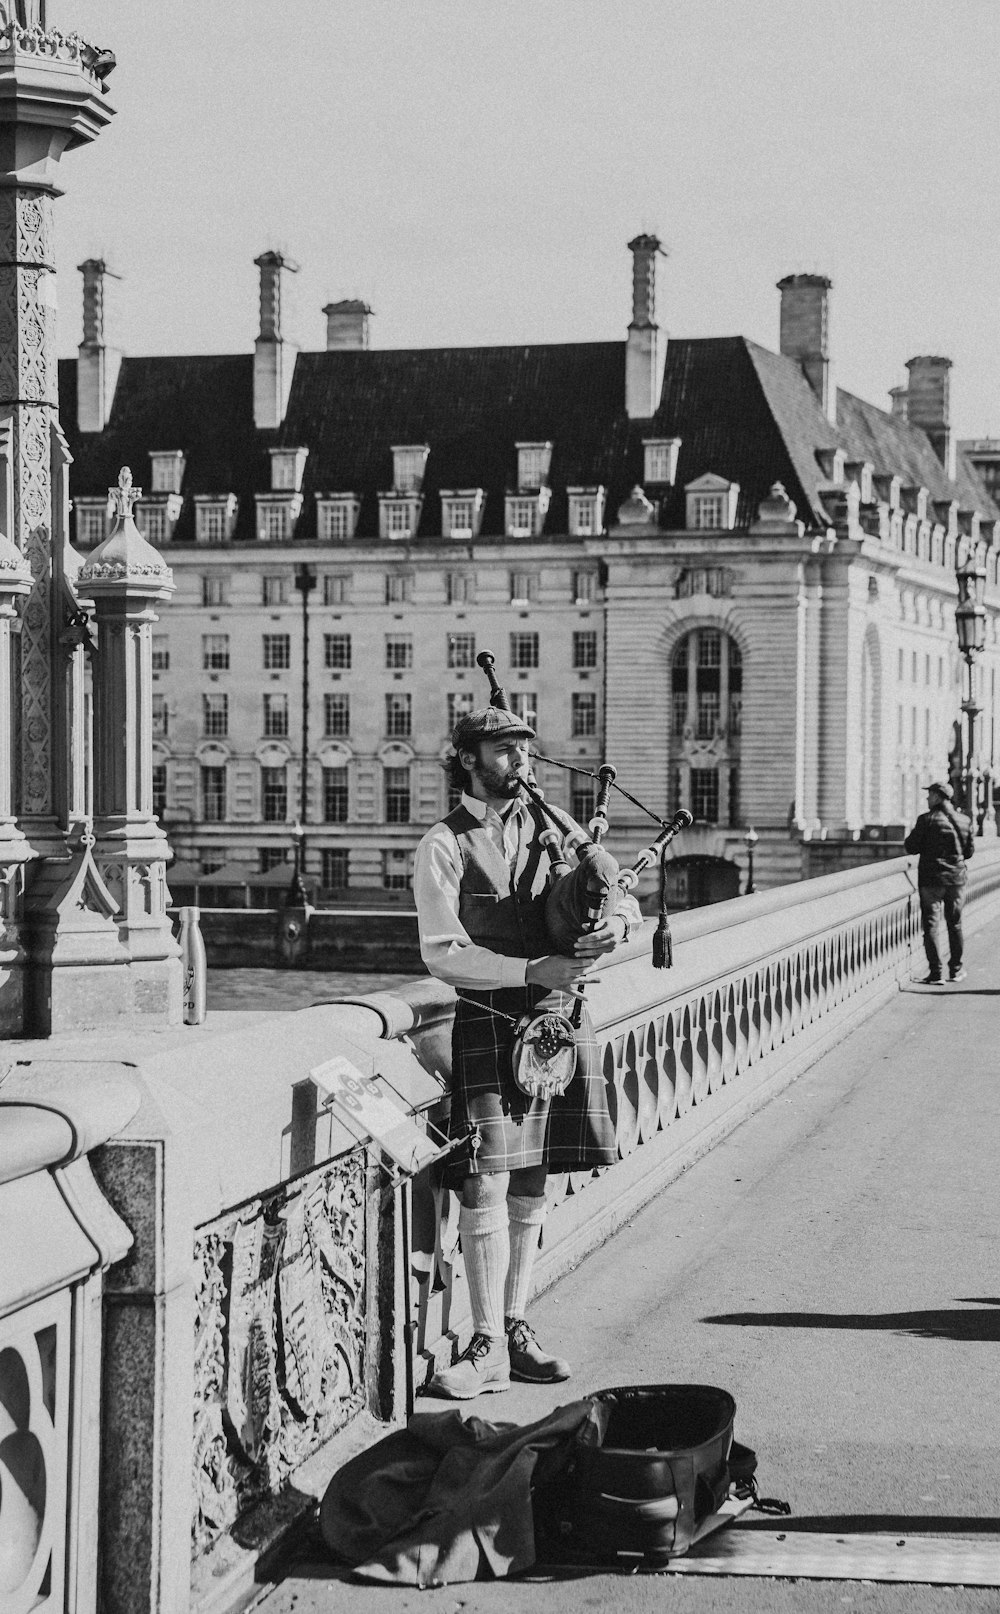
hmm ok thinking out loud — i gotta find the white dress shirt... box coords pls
[413,791,640,992]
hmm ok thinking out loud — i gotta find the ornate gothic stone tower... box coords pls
[0,11,181,1031]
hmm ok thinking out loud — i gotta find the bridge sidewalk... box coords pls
[252,913,1000,1614]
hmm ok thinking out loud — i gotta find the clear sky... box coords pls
[51,0,1000,439]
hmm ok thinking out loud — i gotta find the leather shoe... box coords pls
[948,966,967,982]
[427,1332,510,1400]
[920,974,943,985]
[506,1317,571,1383]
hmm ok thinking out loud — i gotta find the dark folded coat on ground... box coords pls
[318,1400,608,1587]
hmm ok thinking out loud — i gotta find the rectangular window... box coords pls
[697,629,722,667]
[261,504,290,543]
[729,690,743,735]
[202,575,227,607]
[509,690,536,727]
[324,692,350,737]
[197,505,229,545]
[323,573,350,606]
[690,766,720,822]
[385,633,413,670]
[202,633,230,670]
[517,443,551,488]
[263,692,289,737]
[76,506,106,547]
[385,572,413,605]
[151,454,184,494]
[508,502,538,539]
[569,497,596,537]
[571,691,598,737]
[152,763,167,819]
[202,692,228,737]
[672,690,688,737]
[447,690,475,730]
[444,498,475,536]
[322,766,349,823]
[151,635,170,671]
[324,633,351,670]
[152,693,169,738]
[139,505,167,545]
[262,574,288,606]
[382,849,413,890]
[573,570,596,603]
[571,781,596,824]
[644,442,678,483]
[263,633,291,670]
[447,632,476,669]
[322,847,349,889]
[262,766,288,822]
[696,689,720,739]
[392,446,428,493]
[573,630,598,669]
[692,495,725,530]
[201,765,226,822]
[385,501,417,539]
[385,765,411,824]
[318,502,356,542]
[259,846,287,872]
[386,692,412,738]
[510,631,539,669]
[446,572,474,605]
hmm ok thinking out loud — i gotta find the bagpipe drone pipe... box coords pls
[474,651,691,1098]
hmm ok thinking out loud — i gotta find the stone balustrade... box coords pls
[56,846,1000,1614]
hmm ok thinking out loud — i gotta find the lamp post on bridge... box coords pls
[743,825,758,895]
[955,548,987,834]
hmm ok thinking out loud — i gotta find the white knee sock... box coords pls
[458,1202,509,1339]
[504,1193,548,1321]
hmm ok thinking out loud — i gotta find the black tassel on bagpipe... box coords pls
[652,843,673,970]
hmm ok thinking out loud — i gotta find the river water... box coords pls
[207,967,420,1013]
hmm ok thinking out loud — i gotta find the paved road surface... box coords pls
[252,932,1000,1613]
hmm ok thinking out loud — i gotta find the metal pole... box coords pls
[287,564,316,904]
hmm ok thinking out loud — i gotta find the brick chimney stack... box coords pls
[889,384,909,422]
[77,257,122,433]
[253,250,299,429]
[777,273,835,423]
[322,298,372,351]
[625,234,667,419]
[905,355,955,478]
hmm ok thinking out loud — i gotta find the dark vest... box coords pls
[443,801,551,961]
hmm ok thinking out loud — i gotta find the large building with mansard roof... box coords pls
[57,239,1000,902]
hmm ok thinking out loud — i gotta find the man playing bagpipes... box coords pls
[414,705,642,1399]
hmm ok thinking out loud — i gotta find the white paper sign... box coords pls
[310,1055,439,1176]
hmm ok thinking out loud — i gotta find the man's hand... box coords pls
[526,954,596,991]
[574,917,624,959]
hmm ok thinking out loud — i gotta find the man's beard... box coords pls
[473,760,524,800]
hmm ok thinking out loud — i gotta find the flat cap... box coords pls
[924,780,954,800]
[451,705,535,752]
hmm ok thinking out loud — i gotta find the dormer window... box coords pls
[874,474,902,511]
[316,494,360,542]
[195,495,238,545]
[149,450,185,494]
[379,493,422,541]
[269,447,308,492]
[846,460,874,504]
[643,438,681,486]
[505,490,550,538]
[256,488,304,542]
[567,487,605,538]
[73,497,110,548]
[816,448,846,483]
[392,445,429,493]
[516,442,552,490]
[684,474,739,531]
[441,488,485,540]
[136,496,183,546]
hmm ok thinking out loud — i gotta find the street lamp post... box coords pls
[955,548,987,833]
[287,563,317,904]
[743,825,759,895]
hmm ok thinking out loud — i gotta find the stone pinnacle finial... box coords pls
[110,465,141,524]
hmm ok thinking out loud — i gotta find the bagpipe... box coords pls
[474,651,691,1099]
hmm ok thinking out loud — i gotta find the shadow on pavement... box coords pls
[738,1513,1000,1536]
[702,1298,1000,1341]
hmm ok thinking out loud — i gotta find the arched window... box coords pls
[669,628,742,825]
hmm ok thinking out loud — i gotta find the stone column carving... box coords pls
[0,420,32,1032]
[76,467,181,1023]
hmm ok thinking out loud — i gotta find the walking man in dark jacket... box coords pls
[904,781,974,984]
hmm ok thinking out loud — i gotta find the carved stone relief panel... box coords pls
[192,1150,367,1554]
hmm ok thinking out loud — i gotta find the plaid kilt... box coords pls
[442,985,616,1189]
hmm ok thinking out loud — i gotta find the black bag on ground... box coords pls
[533,1383,751,1563]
